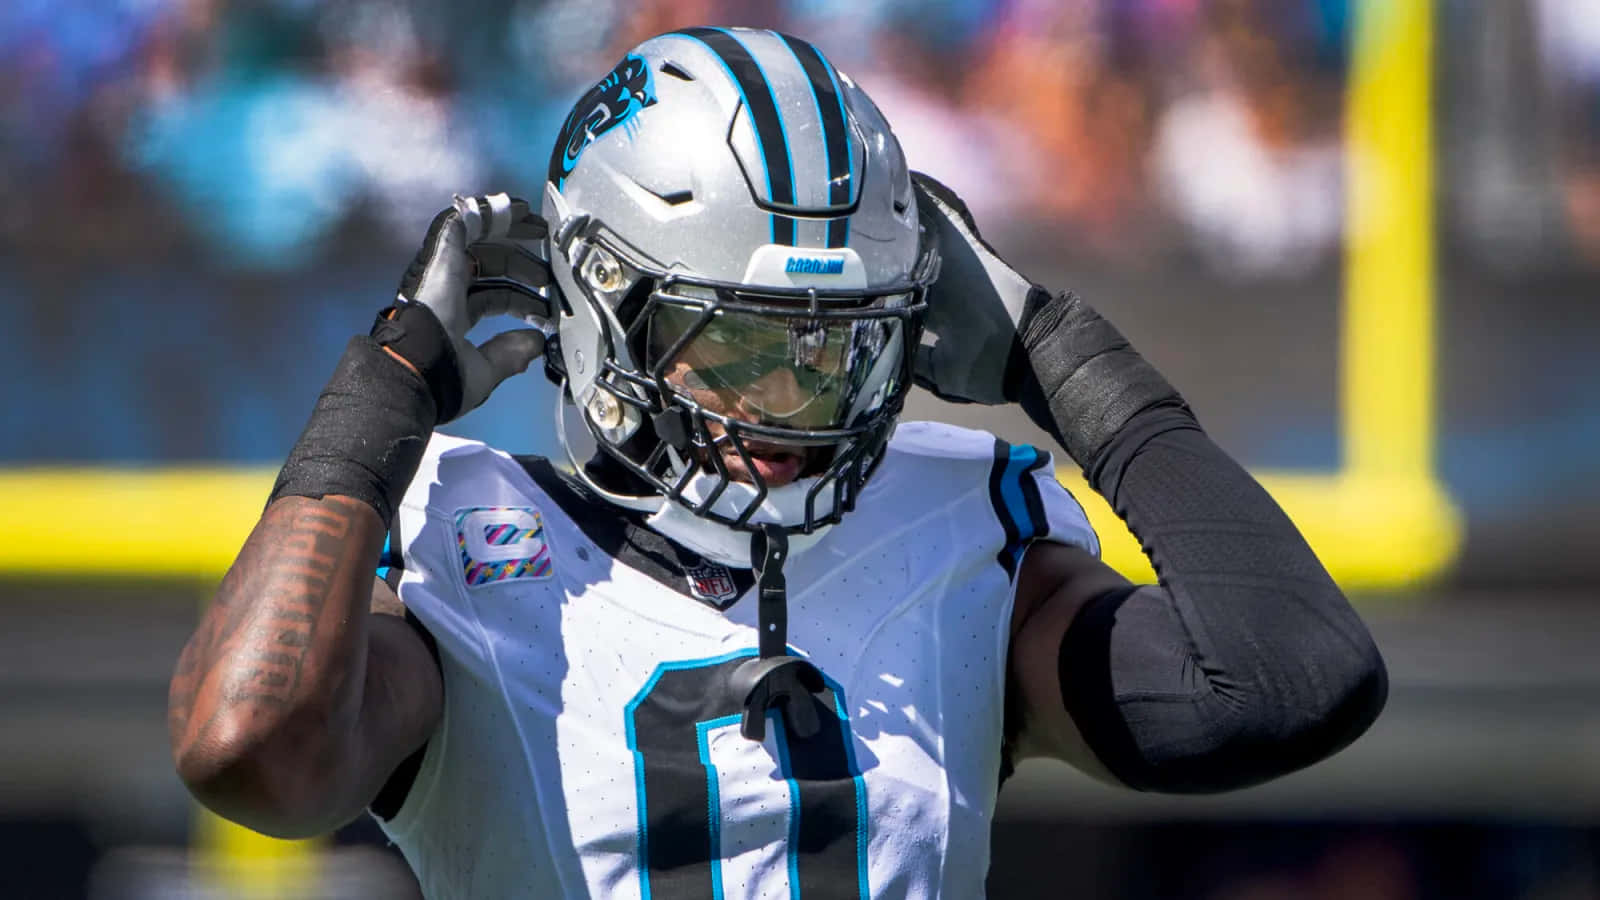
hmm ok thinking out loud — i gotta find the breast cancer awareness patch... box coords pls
[455,506,554,587]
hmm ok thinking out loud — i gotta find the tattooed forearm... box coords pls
[170,495,382,768]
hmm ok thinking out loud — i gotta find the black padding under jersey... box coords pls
[516,456,756,606]
[369,608,440,821]
[1056,422,1388,793]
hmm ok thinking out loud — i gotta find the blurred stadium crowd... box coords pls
[3,0,1595,277]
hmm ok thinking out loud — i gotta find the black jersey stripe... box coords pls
[676,27,797,245]
[779,34,854,247]
[1019,450,1050,547]
[988,438,1048,578]
[988,440,1023,578]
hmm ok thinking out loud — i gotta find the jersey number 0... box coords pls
[625,650,869,898]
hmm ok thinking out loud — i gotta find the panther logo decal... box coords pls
[549,53,658,190]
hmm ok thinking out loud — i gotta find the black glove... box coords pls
[378,192,554,422]
[910,171,1043,405]
[911,172,1184,469]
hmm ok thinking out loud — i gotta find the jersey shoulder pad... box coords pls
[398,432,527,516]
[886,420,1010,463]
[882,420,1099,558]
[388,437,560,632]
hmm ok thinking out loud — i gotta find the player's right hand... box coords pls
[382,193,554,422]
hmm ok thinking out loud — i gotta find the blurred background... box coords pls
[1,0,1597,896]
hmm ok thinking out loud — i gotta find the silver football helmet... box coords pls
[542,27,938,563]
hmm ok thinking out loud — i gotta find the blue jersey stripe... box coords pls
[375,531,393,580]
[988,440,1047,576]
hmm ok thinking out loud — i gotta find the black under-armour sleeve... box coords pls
[1057,417,1388,793]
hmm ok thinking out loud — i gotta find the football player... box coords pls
[168,28,1386,898]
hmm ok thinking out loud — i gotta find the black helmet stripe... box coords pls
[675,27,798,245]
[778,34,854,248]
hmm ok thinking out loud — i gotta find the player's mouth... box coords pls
[719,444,807,487]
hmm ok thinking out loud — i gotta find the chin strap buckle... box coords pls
[732,525,825,741]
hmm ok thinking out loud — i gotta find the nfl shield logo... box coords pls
[685,562,739,609]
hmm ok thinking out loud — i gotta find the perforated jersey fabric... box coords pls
[373,421,1096,899]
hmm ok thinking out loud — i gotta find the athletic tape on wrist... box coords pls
[370,301,463,422]
[267,336,437,527]
[1015,290,1188,469]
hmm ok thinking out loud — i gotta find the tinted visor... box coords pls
[645,299,908,431]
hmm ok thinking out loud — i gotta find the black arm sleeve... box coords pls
[1057,418,1388,793]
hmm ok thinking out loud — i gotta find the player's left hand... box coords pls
[910,172,1044,406]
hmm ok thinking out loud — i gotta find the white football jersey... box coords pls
[375,421,1097,899]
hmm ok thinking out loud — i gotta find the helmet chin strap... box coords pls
[642,469,834,743]
[561,389,837,741]
[644,469,835,567]
[728,524,827,742]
